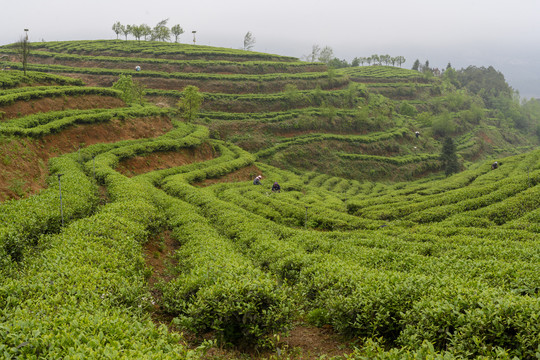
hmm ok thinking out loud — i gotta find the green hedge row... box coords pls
[13,49,324,74]
[0,106,169,137]
[85,129,290,347]
[156,162,540,358]
[0,124,213,356]
[338,152,440,165]
[153,189,293,346]
[28,40,299,61]
[0,154,98,269]
[216,185,381,230]
[0,70,84,88]
[256,127,409,159]
[0,85,121,106]
[5,61,337,82]
[346,151,539,219]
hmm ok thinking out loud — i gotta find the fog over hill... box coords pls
[2,0,539,98]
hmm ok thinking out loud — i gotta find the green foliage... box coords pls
[0,85,121,106]
[432,111,456,137]
[456,65,512,108]
[0,106,168,137]
[0,70,83,89]
[111,74,145,104]
[177,85,204,121]
[3,38,540,359]
[345,65,423,80]
[399,102,417,116]
[417,111,433,127]
[440,137,459,176]
[284,83,302,105]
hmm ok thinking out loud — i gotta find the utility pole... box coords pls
[192,30,197,45]
[57,174,64,227]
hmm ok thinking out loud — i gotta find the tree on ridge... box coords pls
[171,25,184,43]
[243,31,256,51]
[112,21,123,39]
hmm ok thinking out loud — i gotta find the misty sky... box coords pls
[2,0,540,98]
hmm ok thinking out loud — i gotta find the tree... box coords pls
[412,59,421,71]
[131,25,144,43]
[152,19,171,42]
[318,46,334,64]
[307,44,320,62]
[112,74,145,105]
[351,57,360,67]
[121,25,131,41]
[440,136,459,176]
[15,35,30,76]
[112,21,123,39]
[284,84,302,105]
[327,58,349,69]
[243,31,256,51]
[140,24,152,41]
[395,56,406,67]
[171,24,184,43]
[177,85,204,121]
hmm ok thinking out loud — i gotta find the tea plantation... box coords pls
[0,40,539,359]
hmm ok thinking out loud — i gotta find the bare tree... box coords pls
[307,44,320,62]
[243,31,256,51]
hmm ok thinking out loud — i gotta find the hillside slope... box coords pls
[3,40,537,185]
[1,40,539,359]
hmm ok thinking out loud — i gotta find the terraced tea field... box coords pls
[0,40,539,359]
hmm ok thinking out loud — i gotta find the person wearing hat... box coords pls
[491,161,498,170]
[253,175,262,185]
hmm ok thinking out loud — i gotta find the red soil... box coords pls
[0,115,173,201]
[116,143,217,177]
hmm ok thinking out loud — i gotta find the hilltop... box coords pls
[0,40,539,359]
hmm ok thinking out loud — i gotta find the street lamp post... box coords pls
[24,28,29,40]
